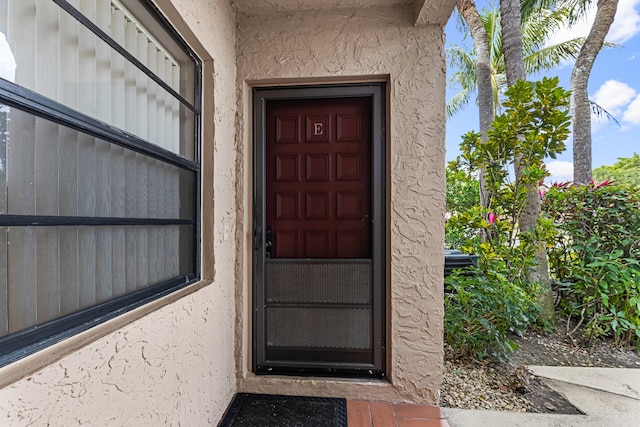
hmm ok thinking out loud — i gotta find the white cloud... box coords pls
[608,0,640,43]
[546,160,574,182]
[548,0,640,47]
[590,80,640,130]
[622,94,640,124]
[592,80,637,116]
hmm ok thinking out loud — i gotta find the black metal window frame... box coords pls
[0,0,202,367]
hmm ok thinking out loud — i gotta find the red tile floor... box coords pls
[347,400,450,427]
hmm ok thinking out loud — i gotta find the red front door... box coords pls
[254,85,385,377]
[265,97,372,259]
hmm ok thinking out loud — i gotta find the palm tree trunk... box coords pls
[457,0,493,210]
[500,0,526,84]
[572,0,619,184]
[500,0,555,324]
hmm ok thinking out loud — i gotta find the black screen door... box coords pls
[253,84,385,377]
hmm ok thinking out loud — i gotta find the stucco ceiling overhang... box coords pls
[230,0,456,26]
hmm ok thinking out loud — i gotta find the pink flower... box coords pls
[488,212,497,224]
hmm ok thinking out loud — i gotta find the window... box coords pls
[0,0,201,366]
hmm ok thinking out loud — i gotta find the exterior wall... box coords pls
[235,6,447,404]
[0,1,238,425]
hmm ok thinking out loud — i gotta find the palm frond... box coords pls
[561,0,594,26]
[590,100,620,126]
[452,8,471,39]
[524,38,584,72]
[447,88,474,118]
[482,9,503,69]
[520,0,565,22]
[446,0,599,119]
[447,45,476,72]
[448,67,477,93]
[491,73,507,114]
[521,7,572,53]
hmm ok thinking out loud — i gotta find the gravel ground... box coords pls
[440,321,640,414]
[440,358,537,412]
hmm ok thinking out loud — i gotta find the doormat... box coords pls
[218,393,347,427]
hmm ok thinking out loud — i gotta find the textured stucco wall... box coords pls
[0,0,239,425]
[235,5,446,404]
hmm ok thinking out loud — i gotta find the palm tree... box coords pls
[448,2,582,308]
[571,0,619,183]
[456,0,493,134]
[520,0,621,183]
[447,5,584,117]
[501,0,527,84]
[455,0,494,210]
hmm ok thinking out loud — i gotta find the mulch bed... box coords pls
[440,319,640,414]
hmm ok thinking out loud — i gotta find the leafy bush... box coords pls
[445,265,541,360]
[445,165,480,249]
[593,153,640,189]
[544,182,640,346]
[444,78,570,360]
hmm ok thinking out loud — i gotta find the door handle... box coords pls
[265,225,273,258]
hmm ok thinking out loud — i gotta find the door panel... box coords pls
[265,259,372,358]
[266,98,371,259]
[254,85,385,377]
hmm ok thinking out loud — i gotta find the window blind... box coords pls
[2,0,191,157]
[0,0,198,343]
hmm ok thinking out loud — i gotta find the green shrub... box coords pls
[544,182,640,346]
[445,264,541,360]
[443,78,570,360]
[593,153,640,189]
[445,166,480,250]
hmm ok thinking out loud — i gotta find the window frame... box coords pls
[0,0,202,368]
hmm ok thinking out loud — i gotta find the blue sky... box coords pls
[445,0,640,182]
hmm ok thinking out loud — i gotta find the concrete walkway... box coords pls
[444,366,640,427]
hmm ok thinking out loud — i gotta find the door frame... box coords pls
[252,83,386,376]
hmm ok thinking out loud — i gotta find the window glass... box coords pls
[0,105,194,219]
[0,0,199,356]
[0,223,193,335]
[0,0,196,159]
